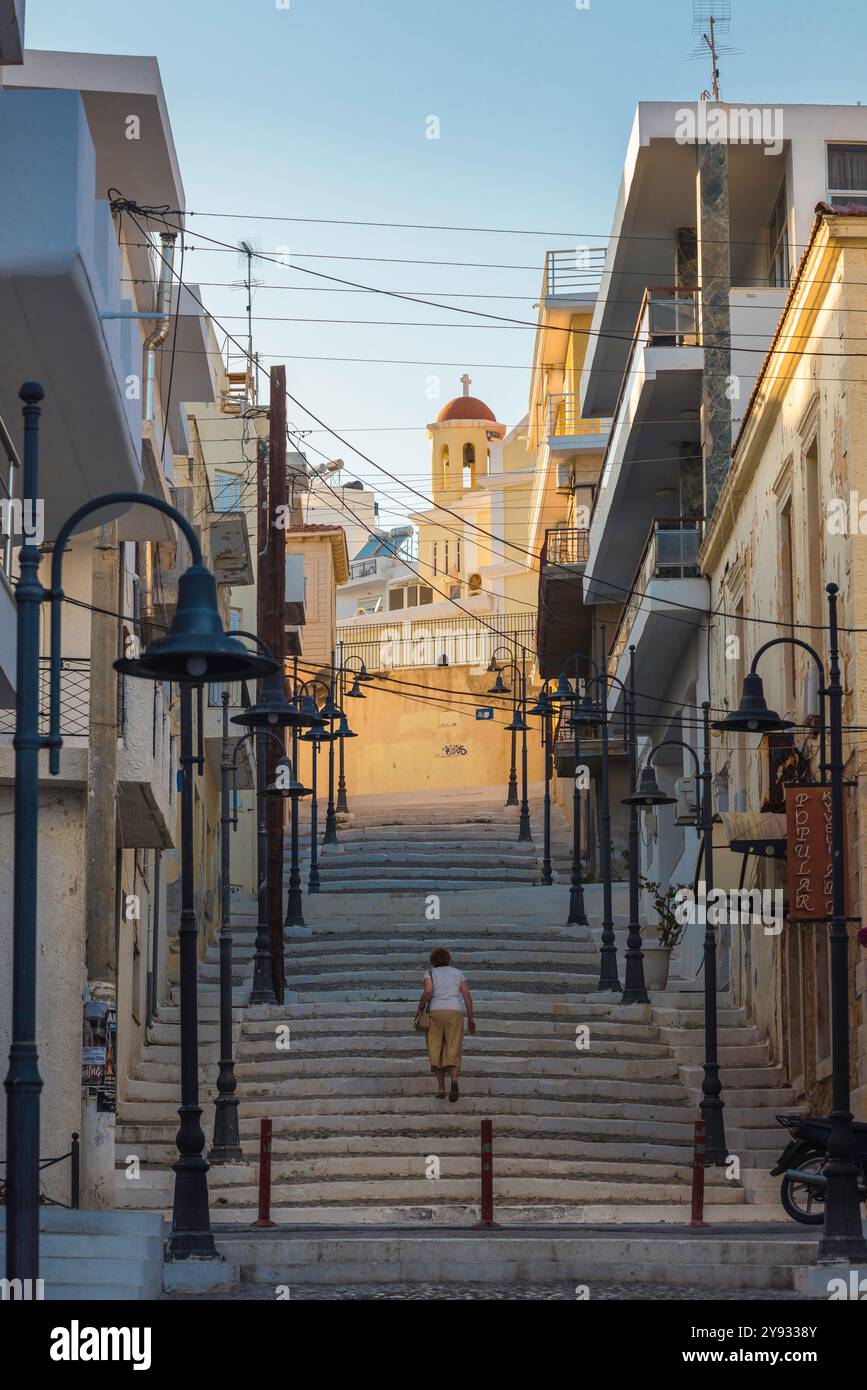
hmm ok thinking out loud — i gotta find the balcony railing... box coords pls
[0,657,92,737]
[607,516,704,676]
[545,395,611,440]
[207,680,252,709]
[542,528,591,567]
[349,558,377,579]
[338,612,536,673]
[544,248,601,299]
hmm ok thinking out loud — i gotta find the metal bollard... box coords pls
[474,1118,500,1228]
[690,1119,708,1228]
[252,1117,277,1229]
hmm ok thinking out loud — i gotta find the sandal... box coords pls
[435,1090,446,1100]
[448,1080,459,1103]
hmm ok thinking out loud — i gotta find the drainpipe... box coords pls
[143,232,177,424]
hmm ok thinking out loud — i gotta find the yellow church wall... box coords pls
[295,665,545,798]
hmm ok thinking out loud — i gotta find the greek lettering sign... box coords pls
[785,785,837,921]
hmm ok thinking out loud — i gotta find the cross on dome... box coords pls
[460,373,471,396]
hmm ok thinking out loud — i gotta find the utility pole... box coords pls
[265,366,288,999]
[81,522,120,1208]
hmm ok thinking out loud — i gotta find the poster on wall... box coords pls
[82,1001,117,1113]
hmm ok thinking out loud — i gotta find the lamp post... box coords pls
[230,637,303,1003]
[0,382,276,1277]
[713,584,867,1261]
[593,628,621,993]
[551,662,600,930]
[624,706,726,1163]
[487,647,521,808]
[528,684,554,885]
[285,656,305,928]
[620,647,648,1005]
[209,692,243,1165]
[335,646,370,814]
[298,679,330,894]
[322,656,343,845]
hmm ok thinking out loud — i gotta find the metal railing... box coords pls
[0,408,21,586]
[207,679,252,709]
[607,516,704,676]
[543,527,591,567]
[338,611,536,673]
[349,558,377,579]
[544,395,611,440]
[645,286,699,347]
[544,248,601,298]
[0,657,91,737]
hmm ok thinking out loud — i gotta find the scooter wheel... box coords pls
[780,1152,826,1225]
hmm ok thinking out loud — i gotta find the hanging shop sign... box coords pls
[785,785,841,921]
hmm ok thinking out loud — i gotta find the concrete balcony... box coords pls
[606,517,709,732]
[536,528,593,679]
[0,89,144,540]
[583,288,703,606]
[542,396,611,453]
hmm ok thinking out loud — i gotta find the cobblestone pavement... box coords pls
[169,1281,807,1300]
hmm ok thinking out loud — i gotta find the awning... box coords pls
[719,810,787,859]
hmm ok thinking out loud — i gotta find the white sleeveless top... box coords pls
[425,965,466,1013]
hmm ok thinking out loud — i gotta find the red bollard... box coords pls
[252,1117,277,1229]
[690,1119,709,1228]
[474,1118,500,1228]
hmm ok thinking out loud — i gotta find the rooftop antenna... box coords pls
[689,2,739,102]
[231,238,264,404]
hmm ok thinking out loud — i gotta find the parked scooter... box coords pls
[771,1113,867,1224]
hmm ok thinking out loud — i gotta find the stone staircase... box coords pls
[115,881,793,1226]
[292,786,540,892]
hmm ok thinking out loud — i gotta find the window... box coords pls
[441,446,450,488]
[767,185,790,287]
[388,587,405,611]
[444,542,449,575]
[419,585,433,606]
[455,540,462,574]
[432,542,438,577]
[828,144,867,207]
[779,497,796,711]
[462,443,475,489]
[213,470,241,511]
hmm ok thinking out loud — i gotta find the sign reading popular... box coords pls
[785,785,836,921]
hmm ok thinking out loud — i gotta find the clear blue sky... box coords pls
[24,0,867,528]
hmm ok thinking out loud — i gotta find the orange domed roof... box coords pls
[436,395,497,424]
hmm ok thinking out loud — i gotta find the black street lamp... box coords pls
[335,644,370,814]
[2,385,276,1278]
[713,584,867,1261]
[488,646,520,807]
[550,660,602,930]
[209,691,244,1166]
[590,629,623,993]
[527,684,554,885]
[299,679,331,894]
[617,647,649,1006]
[321,658,343,845]
[624,703,727,1164]
[230,637,304,1003]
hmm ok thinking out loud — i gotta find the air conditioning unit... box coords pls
[674,776,699,825]
[556,463,574,494]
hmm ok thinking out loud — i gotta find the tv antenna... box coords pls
[689,3,741,102]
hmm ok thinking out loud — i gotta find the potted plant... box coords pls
[639,877,688,990]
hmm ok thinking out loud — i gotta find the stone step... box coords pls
[231,1055,681,1082]
[238,1035,670,1059]
[209,1230,814,1285]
